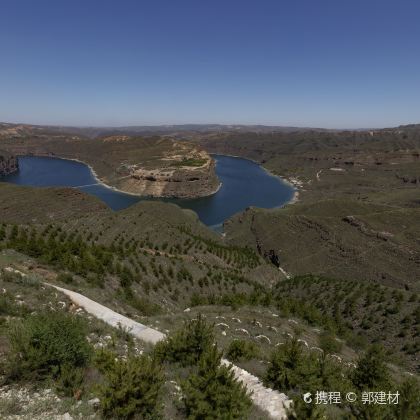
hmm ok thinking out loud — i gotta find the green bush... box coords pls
[318,332,342,354]
[56,272,74,284]
[125,291,161,316]
[99,353,164,420]
[264,338,347,394]
[0,294,22,316]
[94,348,118,374]
[154,314,214,366]
[264,338,311,390]
[55,363,85,397]
[286,397,326,420]
[226,339,259,362]
[6,311,91,382]
[351,345,390,390]
[394,377,420,419]
[181,345,252,419]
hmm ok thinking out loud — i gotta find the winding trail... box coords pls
[45,283,291,419]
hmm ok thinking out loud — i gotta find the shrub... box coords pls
[56,272,74,284]
[287,397,326,420]
[154,314,214,366]
[6,311,91,382]
[126,294,161,316]
[55,363,85,397]
[226,339,259,362]
[394,377,420,419]
[0,294,22,316]
[351,345,390,390]
[264,338,346,394]
[264,338,310,391]
[181,346,252,419]
[99,353,164,419]
[94,348,118,374]
[318,332,342,354]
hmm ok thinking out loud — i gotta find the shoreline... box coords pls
[17,154,223,200]
[210,153,299,206]
[11,153,296,205]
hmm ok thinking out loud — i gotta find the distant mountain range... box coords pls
[0,122,336,139]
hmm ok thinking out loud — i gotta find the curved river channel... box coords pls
[2,155,295,228]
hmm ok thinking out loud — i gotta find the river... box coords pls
[2,155,295,228]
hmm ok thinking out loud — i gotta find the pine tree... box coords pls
[351,345,390,390]
[181,345,252,420]
[100,354,164,419]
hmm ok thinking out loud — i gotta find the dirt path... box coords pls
[45,283,292,419]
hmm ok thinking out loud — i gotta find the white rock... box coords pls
[255,335,271,344]
[235,328,250,336]
[330,354,342,362]
[88,397,100,408]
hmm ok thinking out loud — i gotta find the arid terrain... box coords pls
[0,123,418,419]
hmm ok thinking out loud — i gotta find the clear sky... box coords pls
[1,0,419,128]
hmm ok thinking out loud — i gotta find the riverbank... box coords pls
[4,154,295,227]
[19,154,223,200]
[210,153,299,207]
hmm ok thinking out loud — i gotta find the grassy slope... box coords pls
[224,199,420,290]
[0,183,278,316]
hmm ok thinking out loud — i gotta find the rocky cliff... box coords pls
[0,153,18,177]
[110,148,220,198]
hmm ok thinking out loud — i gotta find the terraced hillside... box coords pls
[190,127,420,287]
[0,183,279,316]
[224,199,420,291]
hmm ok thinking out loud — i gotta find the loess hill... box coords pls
[193,127,420,290]
[0,123,418,419]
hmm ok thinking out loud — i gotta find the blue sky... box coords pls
[1,0,419,128]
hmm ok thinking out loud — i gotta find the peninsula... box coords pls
[0,124,220,198]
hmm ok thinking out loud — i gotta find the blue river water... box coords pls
[2,155,295,228]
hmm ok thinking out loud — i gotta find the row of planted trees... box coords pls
[3,307,418,419]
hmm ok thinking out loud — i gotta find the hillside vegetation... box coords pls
[0,124,419,418]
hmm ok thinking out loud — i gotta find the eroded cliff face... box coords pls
[0,154,18,177]
[110,148,220,198]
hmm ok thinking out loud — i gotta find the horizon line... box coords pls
[2,119,417,131]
